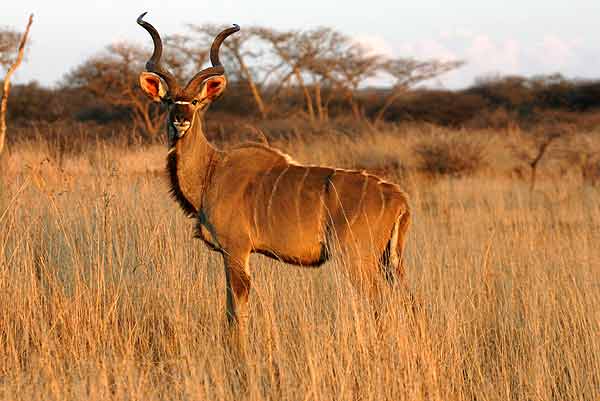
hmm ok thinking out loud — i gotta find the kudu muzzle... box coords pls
[170,102,195,138]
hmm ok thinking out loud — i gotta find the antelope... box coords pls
[136,13,411,348]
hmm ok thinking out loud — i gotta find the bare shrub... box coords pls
[414,132,488,176]
[508,123,572,191]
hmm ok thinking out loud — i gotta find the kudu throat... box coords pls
[167,119,218,216]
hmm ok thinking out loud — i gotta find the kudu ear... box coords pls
[139,72,168,102]
[203,75,227,101]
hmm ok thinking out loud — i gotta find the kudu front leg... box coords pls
[222,251,251,354]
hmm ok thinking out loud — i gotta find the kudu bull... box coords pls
[136,13,411,349]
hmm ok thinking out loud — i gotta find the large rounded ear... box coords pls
[203,75,227,101]
[139,72,167,102]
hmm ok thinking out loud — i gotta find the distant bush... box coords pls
[7,74,600,134]
[465,108,518,129]
[414,133,488,176]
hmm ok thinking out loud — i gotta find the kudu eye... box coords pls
[191,99,199,106]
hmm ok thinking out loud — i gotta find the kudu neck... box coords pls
[168,114,218,215]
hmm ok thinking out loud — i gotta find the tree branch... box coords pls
[0,13,33,157]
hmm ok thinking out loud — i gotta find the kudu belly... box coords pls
[247,164,401,266]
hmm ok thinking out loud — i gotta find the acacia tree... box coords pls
[177,24,273,119]
[283,27,351,122]
[373,58,464,123]
[253,27,461,123]
[163,33,210,82]
[173,25,366,122]
[0,14,33,157]
[283,27,376,122]
[67,43,169,139]
[254,27,324,121]
[171,23,463,124]
[308,38,382,120]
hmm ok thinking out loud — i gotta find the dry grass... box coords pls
[1,128,599,401]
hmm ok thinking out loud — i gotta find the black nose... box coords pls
[172,104,193,122]
[172,112,188,123]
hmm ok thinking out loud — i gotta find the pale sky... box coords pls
[3,0,600,89]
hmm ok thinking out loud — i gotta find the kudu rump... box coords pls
[137,13,411,347]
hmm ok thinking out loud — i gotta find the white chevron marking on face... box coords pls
[175,101,191,105]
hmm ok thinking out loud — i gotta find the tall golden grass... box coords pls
[1,128,599,400]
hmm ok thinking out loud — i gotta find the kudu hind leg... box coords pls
[394,209,411,285]
[222,252,251,353]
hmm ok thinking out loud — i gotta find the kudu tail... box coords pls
[380,207,411,286]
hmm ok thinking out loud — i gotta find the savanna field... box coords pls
[1,125,599,400]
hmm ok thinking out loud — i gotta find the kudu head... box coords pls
[137,12,239,145]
